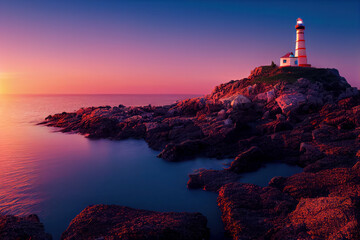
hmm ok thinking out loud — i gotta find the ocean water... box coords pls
[0,94,302,239]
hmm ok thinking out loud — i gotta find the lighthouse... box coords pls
[280,18,311,67]
[295,18,310,67]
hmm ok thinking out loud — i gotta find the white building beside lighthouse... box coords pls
[280,18,311,67]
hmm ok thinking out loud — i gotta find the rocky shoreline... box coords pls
[30,65,360,239]
[61,205,209,240]
[0,206,209,240]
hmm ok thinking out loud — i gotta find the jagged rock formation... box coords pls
[61,205,209,240]
[217,183,297,240]
[41,66,357,163]
[41,65,360,239]
[0,214,52,240]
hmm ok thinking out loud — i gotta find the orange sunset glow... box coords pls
[0,1,358,95]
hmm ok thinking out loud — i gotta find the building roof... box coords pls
[281,52,295,58]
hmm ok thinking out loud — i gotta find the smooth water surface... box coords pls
[0,94,302,239]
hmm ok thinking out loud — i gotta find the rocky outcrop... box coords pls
[0,214,51,240]
[267,163,360,239]
[270,164,360,200]
[275,92,307,114]
[41,65,360,240]
[187,169,239,192]
[41,66,355,164]
[287,197,359,239]
[217,183,297,240]
[229,94,252,110]
[61,205,209,240]
[217,163,360,240]
[229,146,264,173]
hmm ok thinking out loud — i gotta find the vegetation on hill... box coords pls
[256,66,349,92]
[210,65,350,100]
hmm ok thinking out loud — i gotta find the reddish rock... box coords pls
[287,197,360,239]
[230,95,252,110]
[230,146,264,173]
[219,178,360,240]
[275,92,307,114]
[256,120,293,134]
[40,66,360,240]
[157,140,207,162]
[41,66,357,164]
[217,183,297,240]
[187,169,239,192]
[61,205,209,240]
[0,214,51,240]
[298,142,324,166]
[274,167,360,200]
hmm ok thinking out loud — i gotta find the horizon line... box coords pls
[0,93,204,96]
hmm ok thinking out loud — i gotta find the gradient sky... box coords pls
[0,0,359,94]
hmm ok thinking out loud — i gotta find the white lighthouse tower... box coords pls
[295,18,311,67]
[280,18,311,67]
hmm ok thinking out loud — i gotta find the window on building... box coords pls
[283,59,287,63]
[295,60,298,65]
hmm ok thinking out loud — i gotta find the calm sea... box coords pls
[0,94,301,239]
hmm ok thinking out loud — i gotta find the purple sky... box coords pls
[0,0,359,94]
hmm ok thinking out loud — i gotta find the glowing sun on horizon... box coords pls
[0,72,10,95]
[0,73,4,94]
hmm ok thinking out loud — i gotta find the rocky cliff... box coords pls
[40,65,360,239]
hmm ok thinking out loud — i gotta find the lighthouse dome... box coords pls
[295,17,305,29]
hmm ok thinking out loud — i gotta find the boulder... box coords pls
[61,205,209,240]
[255,89,276,103]
[230,95,252,110]
[275,92,307,114]
[0,214,51,240]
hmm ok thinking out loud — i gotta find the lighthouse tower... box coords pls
[295,18,311,67]
[280,18,311,67]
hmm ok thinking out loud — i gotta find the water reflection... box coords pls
[0,94,302,240]
[1,94,231,239]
